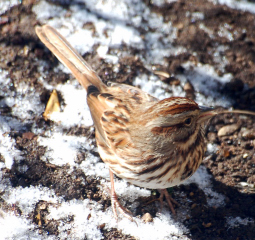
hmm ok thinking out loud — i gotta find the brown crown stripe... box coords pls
[159,96,197,104]
[158,103,199,116]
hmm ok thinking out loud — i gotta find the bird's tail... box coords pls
[35,25,105,91]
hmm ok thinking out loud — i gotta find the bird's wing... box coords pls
[87,90,135,151]
[108,82,158,104]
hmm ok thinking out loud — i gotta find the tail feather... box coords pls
[35,25,105,91]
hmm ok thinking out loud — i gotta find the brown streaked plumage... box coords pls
[35,24,216,222]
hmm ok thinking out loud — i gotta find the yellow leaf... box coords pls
[43,89,60,120]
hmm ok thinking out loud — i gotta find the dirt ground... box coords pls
[0,0,255,239]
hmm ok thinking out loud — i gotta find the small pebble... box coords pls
[239,182,254,188]
[217,124,240,137]
[184,80,195,99]
[191,203,197,209]
[22,132,36,140]
[141,213,153,223]
[242,129,255,140]
[203,222,212,228]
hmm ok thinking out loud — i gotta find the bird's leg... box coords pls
[159,189,179,215]
[141,189,179,215]
[109,170,135,223]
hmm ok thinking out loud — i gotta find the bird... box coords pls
[35,24,216,222]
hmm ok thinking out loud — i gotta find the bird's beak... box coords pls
[198,106,217,123]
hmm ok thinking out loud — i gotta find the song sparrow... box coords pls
[35,25,216,222]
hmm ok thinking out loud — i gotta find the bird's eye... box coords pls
[184,117,192,125]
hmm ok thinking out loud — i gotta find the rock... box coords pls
[141,213,153,223]
[207,132,217,143]
[217,124,240,137]
[184,80,195,99]
[242,129,255,140]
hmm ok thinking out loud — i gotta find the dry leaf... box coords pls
[43,89,60,120]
